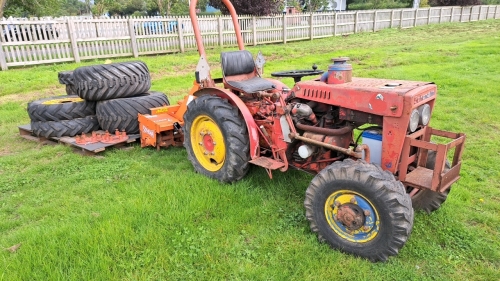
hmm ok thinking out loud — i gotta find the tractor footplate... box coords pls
[249,157,285,170]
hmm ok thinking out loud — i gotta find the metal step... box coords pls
[249,157,285,170]
[405,166,434,190]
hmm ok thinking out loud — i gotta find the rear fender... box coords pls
[193,87,260,159]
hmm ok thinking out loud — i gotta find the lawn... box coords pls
[1,20,500,280]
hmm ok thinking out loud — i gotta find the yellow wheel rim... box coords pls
[324,190,380,243]
[190,114,226,172]
[42,97,84,105]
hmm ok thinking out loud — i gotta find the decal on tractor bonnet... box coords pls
[142,125,155,138]
[413,91,435,104]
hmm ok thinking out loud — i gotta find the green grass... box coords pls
[1,20,500,280]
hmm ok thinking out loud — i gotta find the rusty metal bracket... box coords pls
[75,130,128,145]
[398,126,466,192]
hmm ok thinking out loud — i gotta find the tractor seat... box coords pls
[221,50,275,94]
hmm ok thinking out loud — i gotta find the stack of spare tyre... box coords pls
[29,61,170,138]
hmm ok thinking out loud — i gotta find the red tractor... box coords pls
[139,0,465,261]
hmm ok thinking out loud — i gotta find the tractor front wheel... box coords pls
[183,95,250,183]
[304,159,414,262]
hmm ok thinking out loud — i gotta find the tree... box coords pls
[145,0,188,16]
[63,0,87,16]
[208,0,281,16]
[2,0,63,18]
[299,0,330,12]
[197,0,210,12]
[1,0,7,18]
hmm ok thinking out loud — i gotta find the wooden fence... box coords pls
[1,5,499,70]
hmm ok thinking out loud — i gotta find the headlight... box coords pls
[408,109,419,132]
[418,104,431,126]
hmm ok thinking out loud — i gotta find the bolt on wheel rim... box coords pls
[191,115,225,172]
[324,190,379,243]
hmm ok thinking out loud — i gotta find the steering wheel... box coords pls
[271,64,324,82]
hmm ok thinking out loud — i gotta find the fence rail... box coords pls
[1,5,499,70]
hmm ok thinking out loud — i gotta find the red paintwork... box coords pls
[185,0,464,193]
[203,134,214,152]
[294,77,438,173]
[193,87,261,159]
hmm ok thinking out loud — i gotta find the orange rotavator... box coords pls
[138,0,466,262]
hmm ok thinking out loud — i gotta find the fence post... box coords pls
[218,16,223,47]
[496,5,499,19]
[354,11,359,33]
[460,7,464,22]
[283,14,287,44]
[390,10,394,28]
[178,18,185,53]
[127,19,139,58]
[67,19,81,63]
[427,8,431,25]
[373,11,377,32]
[309,13,314,40]
[400,9,404,28]
[439,7,443,23]
[334,12,337,36]
[472,7,475,22]
[0,41,7,71]
[414,9,418,27]
[252,16,257,46]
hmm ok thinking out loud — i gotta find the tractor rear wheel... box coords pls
[72,61,151,101]
[304,159,413,262]
[58,70,74,85]
[410,151,451,213]
[28,95,96,122]
[183,95,250,183]
[31,115,100,138]
[96,91,169,134]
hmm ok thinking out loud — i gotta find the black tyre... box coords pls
[73,61,151,101]
[28,95,96,122]
[66,84,77,95]
[410,151,451,213]
[96,91,169,134]
[58,70,74,85]
[183,95,250,183]
[305,159,414,262]
[31,115,100,138]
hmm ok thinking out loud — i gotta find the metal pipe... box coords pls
[189,0,205,57]
[289,133,370,162]
[189,0,245,57]
[355,144,370,163]
[222,0,245,50]
[295,123,353,136]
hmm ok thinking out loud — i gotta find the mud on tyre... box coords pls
[183,95,250,183]
[96,91,169,134]
[304,159,414,262]
[28,95,96,122]
[73,61,151,101]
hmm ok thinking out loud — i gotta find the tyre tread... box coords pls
[304,159,414,262]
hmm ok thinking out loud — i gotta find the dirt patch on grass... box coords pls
[0,86,65,105]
